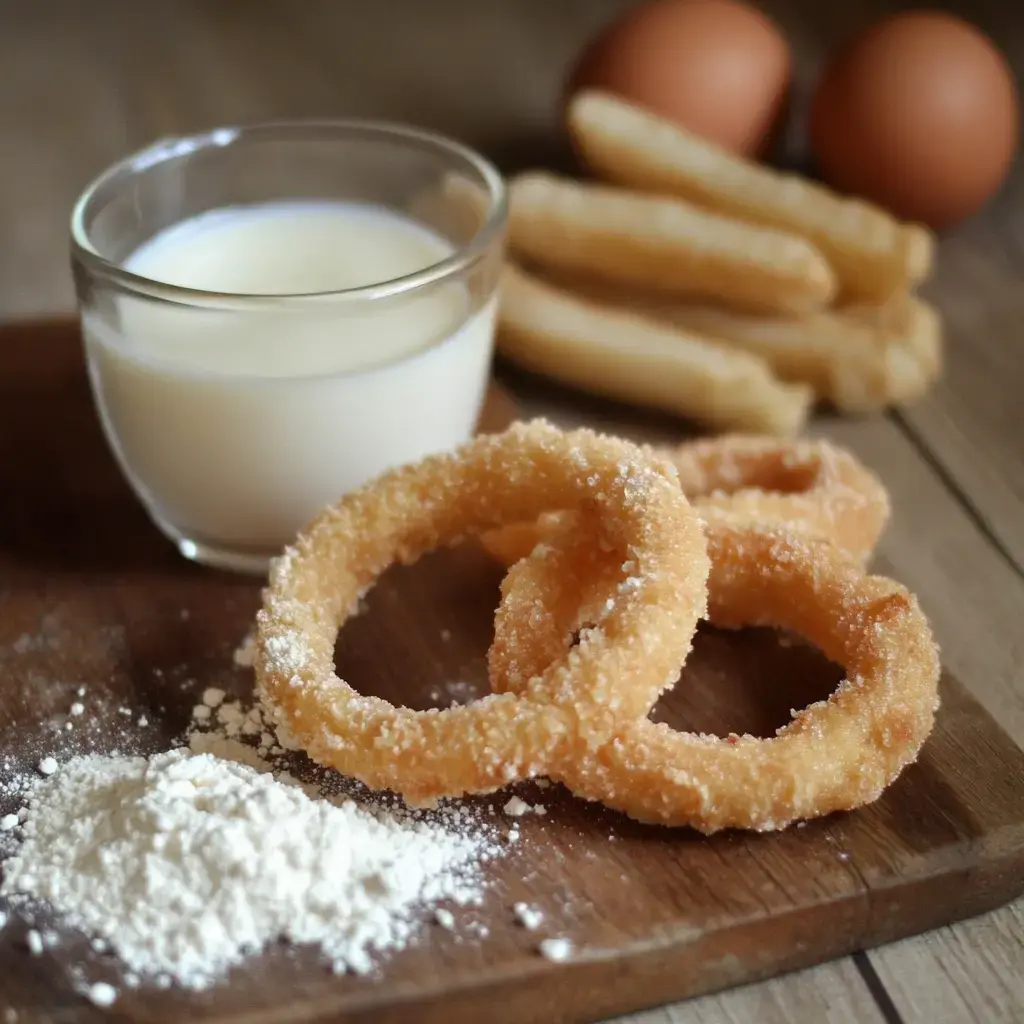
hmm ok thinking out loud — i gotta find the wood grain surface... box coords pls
[0,1,1022,1021]
[1,322,1023,1024]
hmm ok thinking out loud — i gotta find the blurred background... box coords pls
[1,0,1021,319]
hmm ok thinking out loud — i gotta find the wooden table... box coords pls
[0,2,1021,1021]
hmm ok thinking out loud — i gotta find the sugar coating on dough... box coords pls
[491,518,939,833]
[482,434,891,570]
[255,420,711,807]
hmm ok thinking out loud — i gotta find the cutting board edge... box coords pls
[248,863,1024,1024]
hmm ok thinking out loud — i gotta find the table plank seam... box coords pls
[821,820,911,1024]
[891,409,1024,582]
[853,951,906,1024]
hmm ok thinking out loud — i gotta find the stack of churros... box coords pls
[498,90,943,435]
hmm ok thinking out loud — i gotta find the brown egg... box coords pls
[569,0,791,157]
[811,12,1019,229]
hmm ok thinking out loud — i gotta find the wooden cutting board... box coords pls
[1,321,1023,1024]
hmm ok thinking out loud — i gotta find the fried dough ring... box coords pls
[489,519,939,832]
[481,435,890,567]
[255,420,709,806]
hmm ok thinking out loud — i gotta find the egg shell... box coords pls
[569,0,791,158]
[811,11,1019,229]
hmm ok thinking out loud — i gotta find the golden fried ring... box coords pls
[488,519,939,832]
[480,435,890,568]
[255,420,709,807]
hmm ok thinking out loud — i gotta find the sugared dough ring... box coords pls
[480,434,890,567]
[255,420,709,807]
[669,435,890,560]
[488,519,940,832]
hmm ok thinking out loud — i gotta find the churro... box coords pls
[568,90,934,303]
[509,171,837,315]
[537,269,942,412]
[499,263,814,435]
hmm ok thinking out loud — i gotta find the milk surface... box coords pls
[84,201,496,559]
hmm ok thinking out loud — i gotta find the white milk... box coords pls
[83,201,496,560]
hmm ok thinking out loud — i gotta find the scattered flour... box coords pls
[0,627,582,1007]
[1,747,499,994]
[512,902,544,931]
[232,631,257,668]
[503,796,546,818]
[201,687,226,708]
[87,982,119,1008]
[538,937,573,962]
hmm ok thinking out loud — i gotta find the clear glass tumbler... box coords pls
[71,121,506,574]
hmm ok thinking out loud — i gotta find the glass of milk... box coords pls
[70,121,506,573]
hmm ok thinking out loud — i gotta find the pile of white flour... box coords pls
[0,746,499,994]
